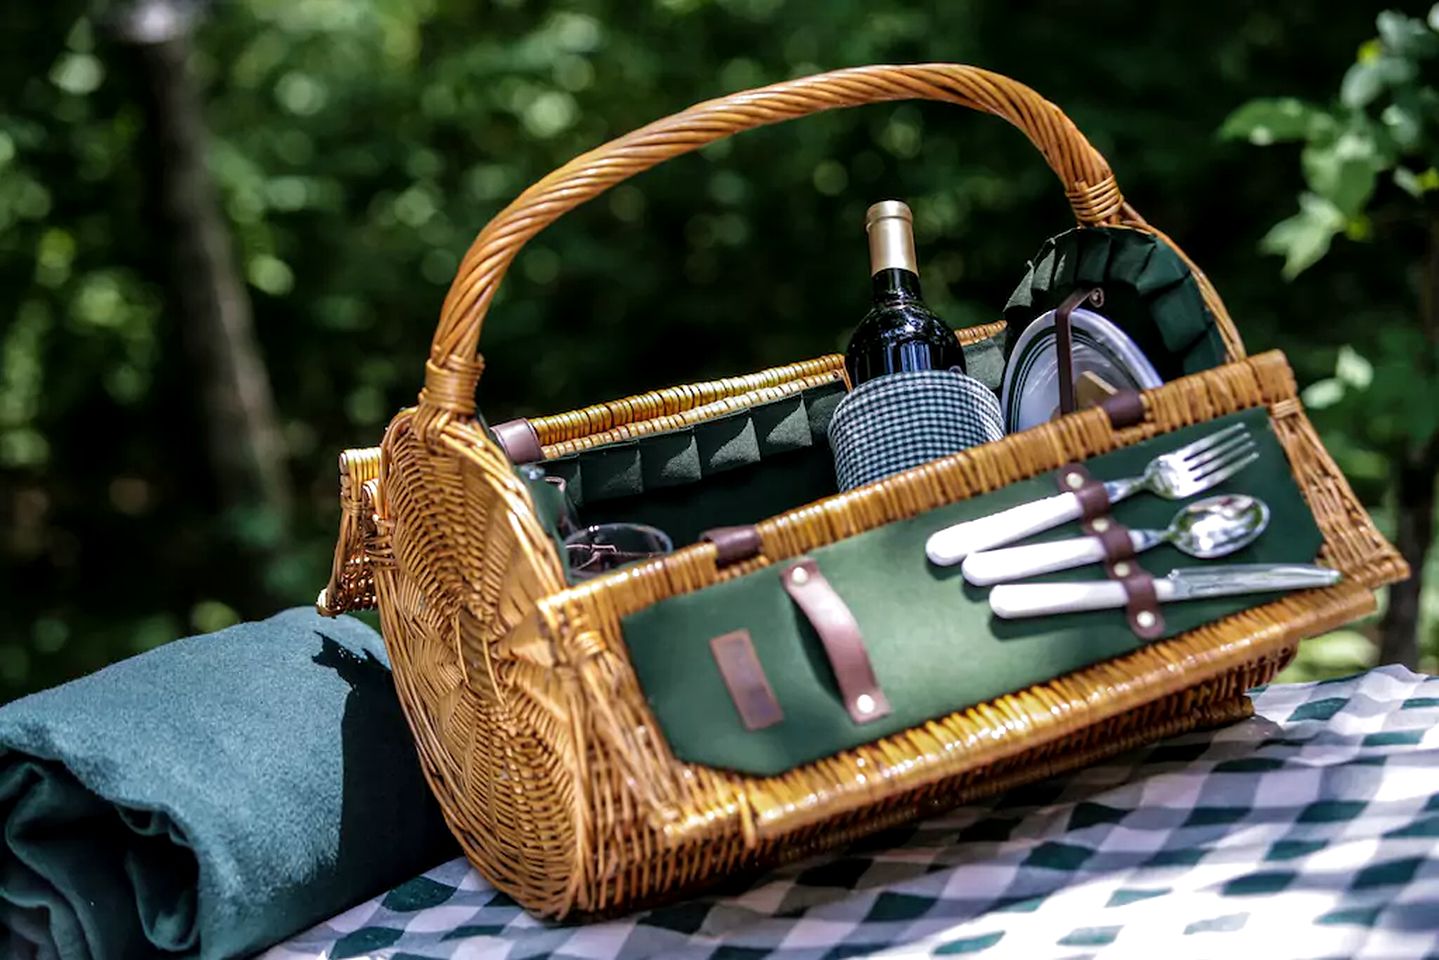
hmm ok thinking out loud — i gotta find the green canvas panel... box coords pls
[642,432,703,489]
[964,333,1005,389]
[1149,283,1228,375]
[621,407,1324,776]
[1075,230,1114,287]
[1003,262,1037,314]
[1104,229,1158,284]
[752,395,812,455]
[804,384,847,438]
[585,442,644,501]
[695,411,761,474]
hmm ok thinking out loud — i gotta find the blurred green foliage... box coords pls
[0,0,1432,700]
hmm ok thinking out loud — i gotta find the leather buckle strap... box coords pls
[781,557,891,725]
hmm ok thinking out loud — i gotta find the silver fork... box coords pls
[926,423,1258,566]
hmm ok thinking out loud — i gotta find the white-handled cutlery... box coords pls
[988,563,1341,619]
[926,423,1258,566]
[961,494,1270,586]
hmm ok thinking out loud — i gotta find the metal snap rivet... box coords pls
[855,694,875,715]
[790,566,810,586]
[1112,561,1132,578]
[1090,517,1110,533]
[1136,610,1157,629]
[1065,473,1084,489]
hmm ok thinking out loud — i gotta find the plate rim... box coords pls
[1000,307,1164,432]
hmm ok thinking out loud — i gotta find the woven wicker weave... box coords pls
[318,64,1406,917]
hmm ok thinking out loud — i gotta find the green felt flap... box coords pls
[621,407,1324,777]
[531,332,1004,549]
[1004,227,1227,381]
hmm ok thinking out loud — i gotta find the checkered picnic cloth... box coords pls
[265,666,1439,960]
[828,371,1005,491]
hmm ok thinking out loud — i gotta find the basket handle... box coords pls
[420,64,1187,418]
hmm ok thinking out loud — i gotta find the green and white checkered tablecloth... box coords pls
[265,667,1439,959]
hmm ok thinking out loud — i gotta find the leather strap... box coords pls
[781,557,890,725]
[1053,287,1102,416]
[1120,570,1165,639]
[1056,462,1163,639]
[491,418,543,464]
[1056,462,1110,521]
[710,629,784,731]
[701,526,763,568]
[1084,516,1142,580]
[1098,389,1146,429]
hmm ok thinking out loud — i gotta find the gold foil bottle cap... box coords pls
[865,200,918,276]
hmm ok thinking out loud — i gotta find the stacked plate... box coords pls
[1000,307,1162,434]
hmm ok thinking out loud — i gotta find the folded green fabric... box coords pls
[0,609,457,960]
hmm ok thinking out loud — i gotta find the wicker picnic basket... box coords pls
[318,64,1407,917]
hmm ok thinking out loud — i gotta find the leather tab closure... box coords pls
[1120,570,1165,639]
[492,418,543,464]
[1057,463,1110,521]
[701,526,763,568]
[780,557,890,725]
[710,629,784,731]
[1074,370,1147,430]
[1098,389,1146,430]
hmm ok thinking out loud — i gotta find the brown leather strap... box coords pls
[1120,570,1165,639]
[1098,389,1146,430]
[491,418,543,464]
[1057,463,1110,521]
[781,557,890,725]
[1089,519,1134,560]
[701,526,763,568]
[1084,516,1141,579]
[1057,461,1162,639]
[1053,287,1102,416]
[710,629,784,731]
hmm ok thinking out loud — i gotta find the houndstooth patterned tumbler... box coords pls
[828,370,1005,491]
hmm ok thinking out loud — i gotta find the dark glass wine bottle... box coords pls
[844,200,966,387]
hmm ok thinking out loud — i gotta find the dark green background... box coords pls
[0,2,1429,700]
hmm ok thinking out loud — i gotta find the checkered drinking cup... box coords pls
[828,370,1005,491]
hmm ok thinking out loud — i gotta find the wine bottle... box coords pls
[844,200,966,388]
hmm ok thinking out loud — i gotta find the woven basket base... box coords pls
[568,670,1266,920]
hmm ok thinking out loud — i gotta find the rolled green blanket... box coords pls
[0,609,457,959]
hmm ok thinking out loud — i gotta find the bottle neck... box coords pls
[871,267,924,303]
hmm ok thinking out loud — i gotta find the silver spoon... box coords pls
[961,494,1271,586]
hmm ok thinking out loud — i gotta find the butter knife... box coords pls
[988,563,1341,620]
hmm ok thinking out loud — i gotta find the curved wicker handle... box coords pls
[421,64,1134,416]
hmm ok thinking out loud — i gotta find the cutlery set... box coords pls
[926,424,1341,620]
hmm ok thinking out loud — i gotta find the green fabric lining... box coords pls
[528,332,1005,548]
[1004,227,1227,381]
[543,385,843,513]
[621,407,1324,777]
